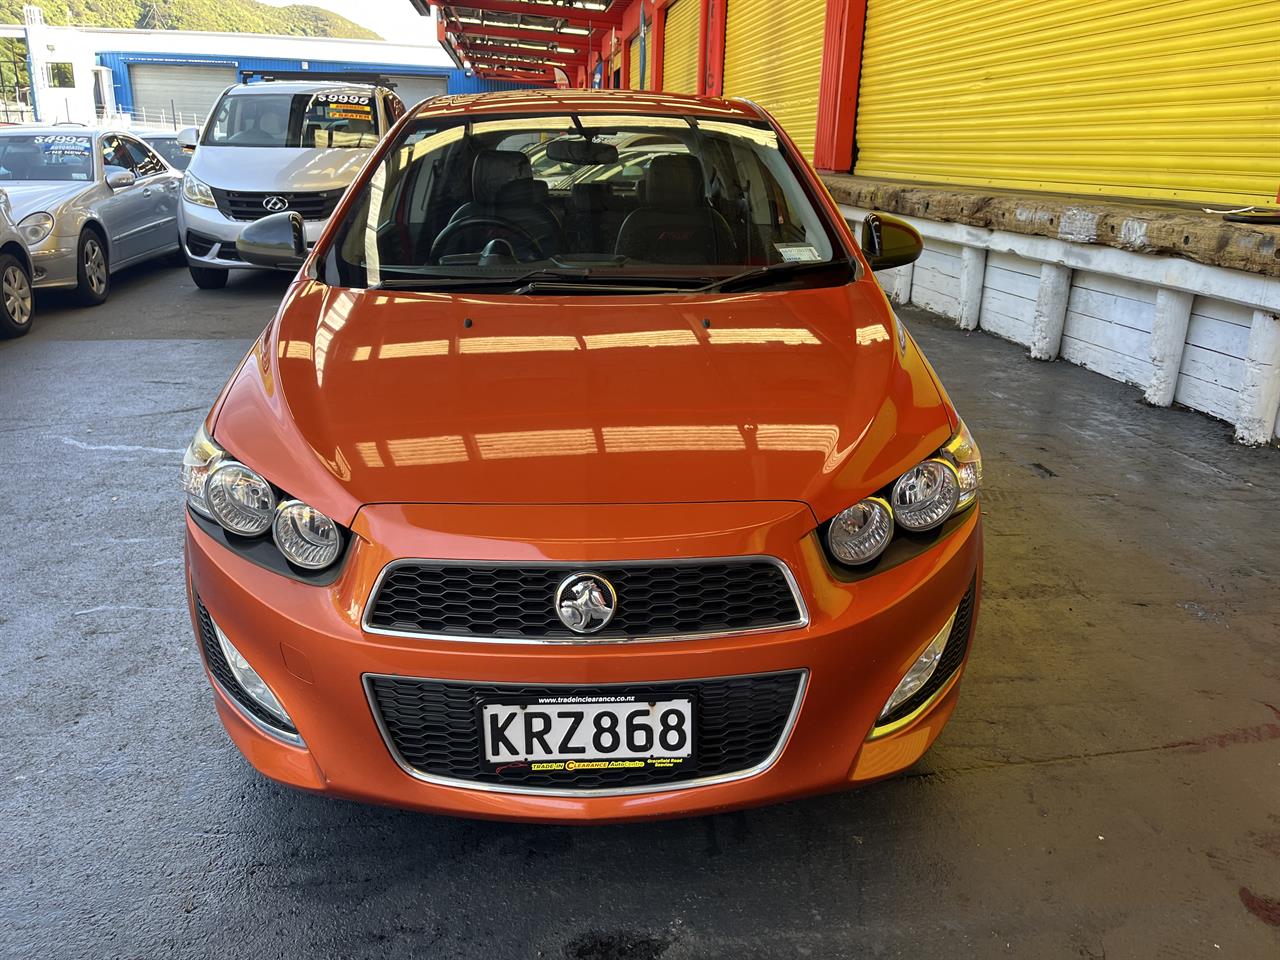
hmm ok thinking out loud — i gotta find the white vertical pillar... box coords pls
[1235,309,1280,445]
[1029,263,1072,361]
[957,246,986,331]
[887,261,914,306]
[1144,289,1195,407]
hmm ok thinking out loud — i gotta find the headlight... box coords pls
[205,460,277,536]
[181,424,223,518]
[182,172,216,207]
[826,497,893,565]
[891,459,959,532]
[273,500,341,569]
[17,211,54,245]
[939,421,982,509]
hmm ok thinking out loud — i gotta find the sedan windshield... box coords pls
[325,112,844,291]
[203,90,380,149]
[0,134,94,182]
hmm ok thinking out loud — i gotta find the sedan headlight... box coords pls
[17,211,54,245]
[205,460,277,536]
[181,424,222,518]
[827,498,893,565]
[273,500,342,569]
[891,459,959,532]
[182,171,216,207]
[821,420,981,568]
[182,423,344,572]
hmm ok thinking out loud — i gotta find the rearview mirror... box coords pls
[238,211,306,270]
[860,212,923,271]
[176,127,199,149]
[105,169,136,190]
[545,137,619,166]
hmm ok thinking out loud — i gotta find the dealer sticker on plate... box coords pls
[481,694,694,774]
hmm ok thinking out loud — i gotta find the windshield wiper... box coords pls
[373,268,592,291]
[700,258,854,294]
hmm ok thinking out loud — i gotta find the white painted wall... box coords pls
[842,204,1280,445]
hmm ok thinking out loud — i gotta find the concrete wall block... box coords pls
[957,246,986,331]
[1235,310,1280,445]
[1029,263,1072,361]
[1144,289,1195,407]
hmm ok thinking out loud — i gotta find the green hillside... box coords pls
[0,0,381,40]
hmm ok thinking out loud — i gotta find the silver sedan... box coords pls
[0,127,181,306]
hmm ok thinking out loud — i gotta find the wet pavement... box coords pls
[2,261,1277,959]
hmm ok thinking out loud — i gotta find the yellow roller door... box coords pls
[723,0,827,159]
[854,0,1280,207]
[628,28,645,89]
[662,0,700,94]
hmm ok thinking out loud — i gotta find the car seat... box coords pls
[615,155,736,264]
[443,149,562,259]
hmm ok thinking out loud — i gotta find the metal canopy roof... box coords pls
[411,0,632,85]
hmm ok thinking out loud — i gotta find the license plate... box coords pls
[481,696,694,766]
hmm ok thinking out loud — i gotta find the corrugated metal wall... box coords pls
[661,0,699,94]
[854,0,1280,207]
[96,52,521,118]
[628,30,642,89]
[722,0,826,159]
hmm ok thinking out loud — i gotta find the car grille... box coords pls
[365,559,804,641]
[211,188,344,222]
[874,576,978,727]
[194,595,296,735]
[366,671,805,791]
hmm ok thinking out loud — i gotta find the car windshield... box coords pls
[325,111,844,291]
[0,134,95,182]
[203,90,381,149]
[143,136,189,170]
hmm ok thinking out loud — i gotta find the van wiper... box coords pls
[701,259,854,294]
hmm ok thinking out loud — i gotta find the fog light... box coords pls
[879,611,956,720]
[212,619,294,728]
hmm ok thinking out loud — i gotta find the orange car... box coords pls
[182,90,982,823]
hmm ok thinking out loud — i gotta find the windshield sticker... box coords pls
[775,243,822,263]
[32,135,92,157]
[329,106,373,121]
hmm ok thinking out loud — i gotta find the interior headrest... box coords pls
[641,154,704,209]
[497,177,548,205]
[472,149,532,201]
[571,182,614,210]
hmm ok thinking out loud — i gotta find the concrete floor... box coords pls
[1,261,1277,960]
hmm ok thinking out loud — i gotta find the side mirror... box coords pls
[176,127,200,149]
[860,212,923,272]
[106,169,136,189]
[238,211,306,270]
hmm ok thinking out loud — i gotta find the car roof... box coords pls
[226,80,382,96]
[411,88,767,123]
[0,124,119,137]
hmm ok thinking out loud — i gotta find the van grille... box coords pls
[211,188,344,222]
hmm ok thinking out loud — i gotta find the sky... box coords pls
[257,0,435,42]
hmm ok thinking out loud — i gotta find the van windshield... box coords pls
[324,112,848,292]
[203,90,380,149]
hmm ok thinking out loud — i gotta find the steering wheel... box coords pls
[429,216,546,263]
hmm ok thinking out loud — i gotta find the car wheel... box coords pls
[75,229,110,306]
[0,253,34,338]
[188,264,229,290]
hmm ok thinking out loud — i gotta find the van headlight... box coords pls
[182,171,216,207]
[182,424,345,572]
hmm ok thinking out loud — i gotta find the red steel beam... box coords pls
[813,0,867,172]
[438,0,624,27]
[451,36,587,67]
[444,20,591,51]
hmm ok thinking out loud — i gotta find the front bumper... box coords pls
[179,200,327,270]
[28,234,80,290]
[185,501,983,822]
